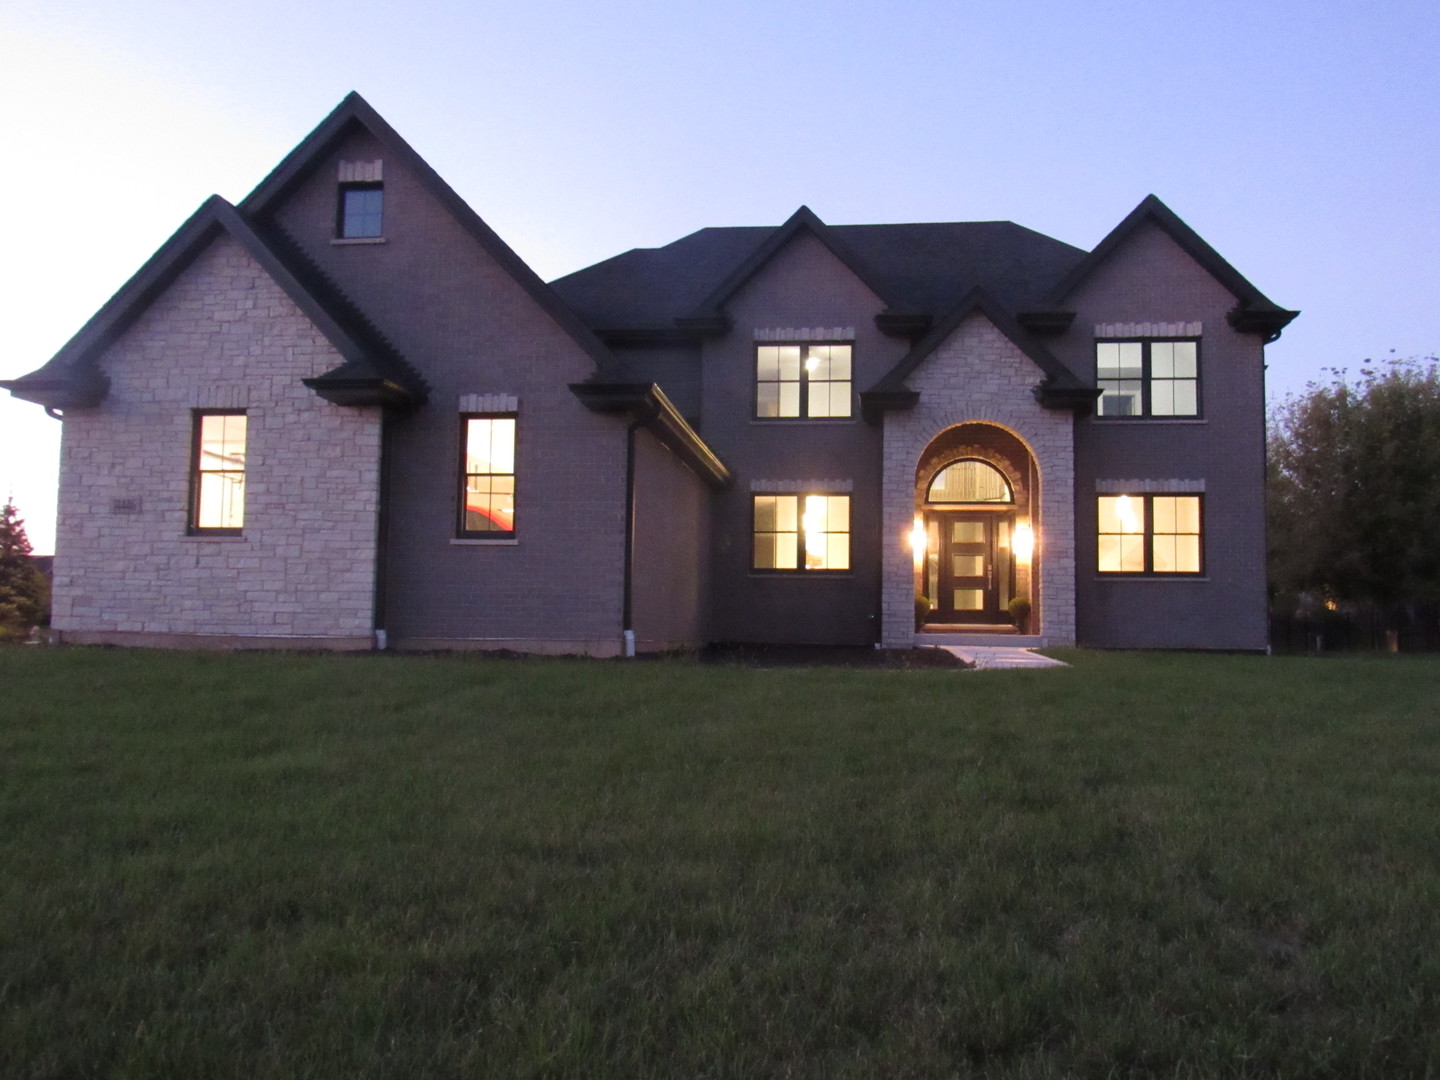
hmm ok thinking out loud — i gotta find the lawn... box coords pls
[2,646,1438,1078]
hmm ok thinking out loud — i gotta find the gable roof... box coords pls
[240,92,618,373]
[685,206,904,321]
[1,195,426,410]
[1042,195,1299,338]
[866,287,1096,414]
[551,218,1085,331]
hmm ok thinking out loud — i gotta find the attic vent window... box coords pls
[337,160,384,240]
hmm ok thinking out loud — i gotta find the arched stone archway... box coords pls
[876,313,1076,647]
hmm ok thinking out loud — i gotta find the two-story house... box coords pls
[2,93,1296,655]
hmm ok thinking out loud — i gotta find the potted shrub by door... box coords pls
[1008,597,1032,634]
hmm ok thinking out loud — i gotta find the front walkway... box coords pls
[933,645,1068,670]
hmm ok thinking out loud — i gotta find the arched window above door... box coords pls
[926,459,1012,504]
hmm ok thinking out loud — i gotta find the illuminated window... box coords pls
[191,412,247,534]
[338,182,383,238]
[756,344,852,419]
[926,459,1013,504]
[752,494,850,571]
[460,416,516,537]
[1097,494,1202,574]
[1096,340,1198,417]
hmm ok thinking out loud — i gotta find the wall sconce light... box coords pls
[909,517,927,567]
[1013,521,1035,562]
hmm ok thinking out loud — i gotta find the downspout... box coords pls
[45,407,63,421]
[622,400,662,658]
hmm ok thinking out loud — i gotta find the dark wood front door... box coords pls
[933,513,1005,624]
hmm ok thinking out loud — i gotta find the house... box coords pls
[3,93,1297,655]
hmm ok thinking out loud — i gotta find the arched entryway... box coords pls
[914,423,1038,631]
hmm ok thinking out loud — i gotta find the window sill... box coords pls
[1092,418,1207,425]
[750,418,859,426]
[451,538,519,546]
[1094,575,1209,582]
[331,237,386,246]
[182,534,247,542]
[749,572,855,579]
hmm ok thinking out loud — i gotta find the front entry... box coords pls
[925,511,1014,624]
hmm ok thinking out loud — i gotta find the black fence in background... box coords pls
[1270,605,1440,654]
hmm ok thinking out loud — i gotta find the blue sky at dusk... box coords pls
[3,0,1438,553]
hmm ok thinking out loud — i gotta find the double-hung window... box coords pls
[190,411,247,534]
[752,494,850,571]
[1096,340,1199,417]
[459,416,516,538]
[1097,494,1203,574]
[756,344,852,418]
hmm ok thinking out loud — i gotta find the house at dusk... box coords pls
[3,93,1297,655]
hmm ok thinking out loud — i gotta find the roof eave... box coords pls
[570,381,731,489]
[0,372,110,410]
[301,374,422,409]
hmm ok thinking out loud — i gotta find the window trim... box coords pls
[751,493,851,573]
[337,181,384,239]
[754,343,854,420]
[1095,338,1201,419]
[457,413,517,540]
[1096,493,1205,575]
[188,409,247,537]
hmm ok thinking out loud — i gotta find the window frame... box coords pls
[754,343,853,420]
[751,493,851,573]
[1096,493,1205,576]
[1095,338,1201,419]
[188,410,248,537]
[337,181,384,239]
[457,414,517,540]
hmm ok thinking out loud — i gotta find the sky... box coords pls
[3,0,1439,554]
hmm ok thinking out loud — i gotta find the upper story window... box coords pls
[459,415,516,538]
[336,160,384,239]
[190,411,247,534]
[1096,340,1199,417]
[752,494,850,571]
[338,183,383,238]
[756,344,852,419]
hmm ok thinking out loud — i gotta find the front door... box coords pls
[930,513,1008,624]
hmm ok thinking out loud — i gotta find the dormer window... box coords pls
[336,160,384,240]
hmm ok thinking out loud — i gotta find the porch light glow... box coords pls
[909,518,927,566]
[1013,521,1035,562]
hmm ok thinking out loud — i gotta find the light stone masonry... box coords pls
[880,313,1076,647]
[51,234,383,647]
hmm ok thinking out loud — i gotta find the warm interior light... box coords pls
[1013,521,1035,562]
[1116,494,1140,534]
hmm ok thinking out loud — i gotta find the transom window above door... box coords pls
[755,344,852,419]
[926,459,1012,504]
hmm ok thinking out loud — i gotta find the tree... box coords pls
[0,498,48,641]
[1268,357,1440,611]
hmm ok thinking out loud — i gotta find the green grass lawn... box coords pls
[2,646,1438,1078]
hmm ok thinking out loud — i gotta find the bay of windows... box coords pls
[752,494,850,571]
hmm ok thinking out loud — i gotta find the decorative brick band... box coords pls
[338,159,383,182]
[753,327,855,342]
[749,478,853,493]
[1094,321,1202,338]
[458,393,519,413]
[194,385,250,408]
[1095,478,1205,492]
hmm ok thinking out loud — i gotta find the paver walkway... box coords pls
[935,645,1068,670]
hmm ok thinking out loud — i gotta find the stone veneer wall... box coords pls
[51,235,382,648]
[880,314,1076,647]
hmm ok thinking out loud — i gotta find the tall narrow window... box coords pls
[191,412,247,534]
[338,182,384,238]
[752,494,850,571]
[460,416,516,537]
[755,344,852,419]
[1097,494,1203,574]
